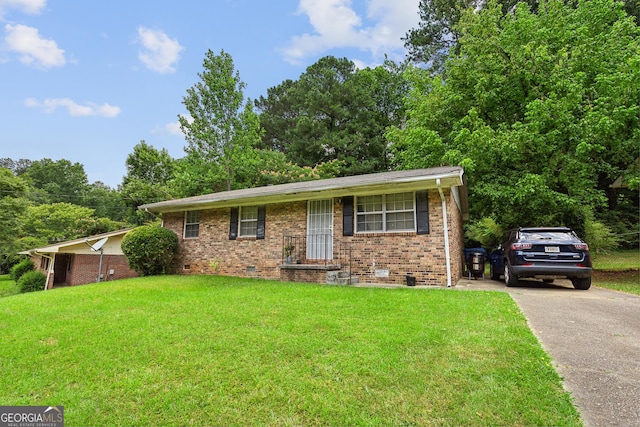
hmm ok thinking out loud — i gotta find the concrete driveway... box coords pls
[456,278,640,427]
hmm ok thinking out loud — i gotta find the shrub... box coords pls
[17,270,47,293]
[465,217,503,249]
[10,258,35,283]
[121,226,179,276]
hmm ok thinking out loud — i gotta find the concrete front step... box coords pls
[326,270,359,285]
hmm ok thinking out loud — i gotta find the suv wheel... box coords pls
[504,262,518,287]
[571,277,591,290]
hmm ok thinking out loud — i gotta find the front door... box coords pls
[307,199,333,260]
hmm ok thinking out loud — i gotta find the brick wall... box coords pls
[162,189,465,287]
[65,254,138,286]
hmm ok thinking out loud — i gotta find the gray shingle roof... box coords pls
[139,166,465,213]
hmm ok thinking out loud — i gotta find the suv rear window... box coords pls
[520,231,574,240]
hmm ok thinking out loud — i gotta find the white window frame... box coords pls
[356,192,416,233]
[239,206,258,237]
[184,210,200,239]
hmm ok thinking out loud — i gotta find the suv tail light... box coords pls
[512,243,533,250]
[573,243,589,251]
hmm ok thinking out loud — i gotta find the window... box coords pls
[239,206,258,237]
[356,192,415,233]
[184,211,200,238]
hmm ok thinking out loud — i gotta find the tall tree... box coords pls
[404,0,639,72]
[390,0,640,238]
[120,140,177,224]
[0,168,28,254]
[256,56,407,176]
[179,49,258,192]
[21,158,89,205]
[403,0,533,71]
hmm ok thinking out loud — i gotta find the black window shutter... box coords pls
[416,191,430,235]
[256,206,266,240]
[342,196,354,236]
[229,207,238,240]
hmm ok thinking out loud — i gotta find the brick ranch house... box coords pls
[140,166,469,287]
[20,228,138,289]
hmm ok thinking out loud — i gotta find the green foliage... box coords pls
[0,254,24,275]
[391,0,640,233]
[584,215,620,253]
[465,217,504,248]
[256,56,407,176]
[0,168,29,253]
[10,258,34,283]
[179,49,258,192]
[20,158,89,205]
[17,270,46,293]
[22,203,98,242]
[121,226,179,276]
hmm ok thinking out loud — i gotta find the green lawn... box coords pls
[592,249,640,295]
[0,274,19,297]
[592,249,640,270]
[0,276,580,426]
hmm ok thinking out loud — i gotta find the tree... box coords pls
[0,168,29,256]
[21,158,89,205]
[120,141,177,223]
[403,0,536,71]
[389,0,640,238]
[20,202,119,244]
[123,140,176,186]
[256,56,407,176]
[0,158,31,175]
[179,49,259,192]
[403,0,638,72]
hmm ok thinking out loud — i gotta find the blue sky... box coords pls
[0,0,420,188]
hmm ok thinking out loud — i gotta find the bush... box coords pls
[10,258,35,283]
[17,270,47,293]
[121,226,179,276]
[465,217,503,249]
[0,254,25,275]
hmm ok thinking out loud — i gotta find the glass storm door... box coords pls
[307,199,333,260]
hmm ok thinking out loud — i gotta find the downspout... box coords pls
[436,179,452,288]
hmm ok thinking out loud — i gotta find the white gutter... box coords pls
[437,179,452,287]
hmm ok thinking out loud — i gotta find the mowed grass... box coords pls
[0,276,580,426]
[0,274,19,297]
[592,249,639,271]
[592,249,640,295]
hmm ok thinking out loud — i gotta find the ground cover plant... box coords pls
[0,276,580,426]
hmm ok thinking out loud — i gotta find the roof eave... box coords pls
[140,169,465,214]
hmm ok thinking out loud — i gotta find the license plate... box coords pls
[545,246,560,253]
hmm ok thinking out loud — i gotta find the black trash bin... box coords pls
[406,275,416,286]
[465,250,486,280]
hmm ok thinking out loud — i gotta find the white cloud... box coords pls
[0,0,46,18]
[25,97,121,118]
[152,121,181,136]
[152,115,192,136]
[4,23,65,68]
[282,0,419,64]
[137,27,183,74]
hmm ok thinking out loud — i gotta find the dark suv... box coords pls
[489,227,592,289]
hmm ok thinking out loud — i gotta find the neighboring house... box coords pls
[140,167,468,287]
[20,228,138,289]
